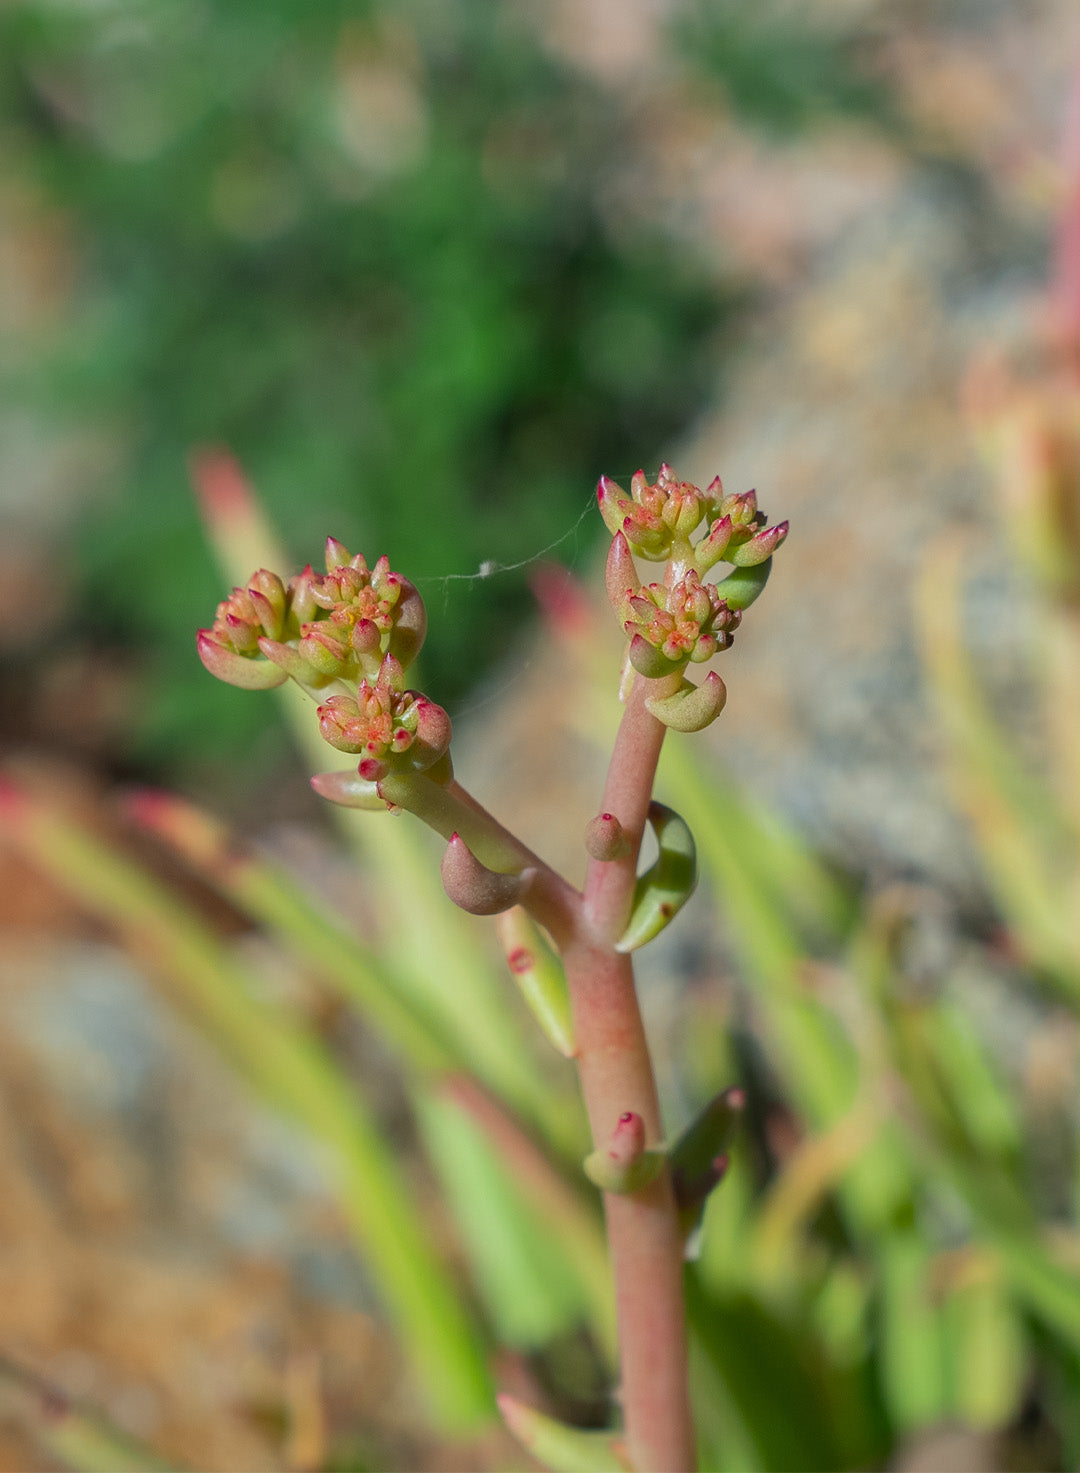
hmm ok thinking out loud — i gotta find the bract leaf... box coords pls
[615,802,697,953]
[498,1395,634,1473]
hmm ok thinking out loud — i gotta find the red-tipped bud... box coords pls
[287,566,321,625]
[605,531,639,621]
[729,520,789,568]
[247,570,288,635]
[350,618,382,657]
[325,536,354,571]
[627,631,682,678]
[702,474,725,515]
[584,812,631,861]
[299,624,350,675]
[197,631,288,689]
[694,514,734,573]
[411,697,453,768]
[597,475,630,538]
[583,1110,663,1193]
[721,488,760,526]
[440,833,531,915]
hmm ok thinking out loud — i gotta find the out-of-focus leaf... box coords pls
[877,1229,947,1432]
[0,776,493,1434]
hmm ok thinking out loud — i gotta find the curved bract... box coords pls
[616,802,698,954]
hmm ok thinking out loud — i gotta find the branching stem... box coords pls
[568,669,695,1473]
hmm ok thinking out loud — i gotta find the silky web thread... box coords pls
[416,487,597,612]
[414,485,602,718]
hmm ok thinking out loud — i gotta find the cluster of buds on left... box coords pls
[317,655,452,783]
[198,539,452,784]
[600,464,787,732]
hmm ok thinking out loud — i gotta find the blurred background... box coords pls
[2,0,1080,1469]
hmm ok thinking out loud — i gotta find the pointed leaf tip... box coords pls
[497,1395,632,1473]
[441,834,531,915]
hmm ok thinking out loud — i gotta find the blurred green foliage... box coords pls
[0,0,894,776]
[0,0,734,764]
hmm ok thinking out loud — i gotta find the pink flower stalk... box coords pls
[196,460,786,1473]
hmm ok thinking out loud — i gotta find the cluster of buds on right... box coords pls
[198,539,452,789]
[598,465,787,571]
[599,465,787,732]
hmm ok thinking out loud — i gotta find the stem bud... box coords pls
[584,812,632,861]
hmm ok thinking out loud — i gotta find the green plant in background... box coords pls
[0,0,896,781]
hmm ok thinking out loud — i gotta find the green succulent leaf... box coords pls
[616,802,698,953]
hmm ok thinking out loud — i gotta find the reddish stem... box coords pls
[403,671,696,1466]
[564,669,695,1473]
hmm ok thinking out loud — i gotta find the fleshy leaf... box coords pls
[310,769,389,811]
[441,833,531,916]
[645,672,727,733]
[670,1087,745,1245]
[615,802,697,953]
[498,1395,633,1473]
[713,558,773,611]
[494,906,575,1057]
[196,631,289,690]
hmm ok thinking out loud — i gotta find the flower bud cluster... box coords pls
[601,465,787,689]
[598,463,787,571]
[622,570,741,679]
[198,538,427,696]
[317,653,451,782]
[198,539,450,778]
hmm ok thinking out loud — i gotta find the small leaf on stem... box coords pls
[583,1111,664,1194]
[494,906,576,1057]
[497,1394,633,1473]
[644,672,727,733]
[440,833,531,916]
[616,802,697,953]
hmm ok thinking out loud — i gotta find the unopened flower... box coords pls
[598,463,788,575]
[196,571,292,690]
[198,539,427,694]
[624,570,741,678]
[317,654,451,782]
